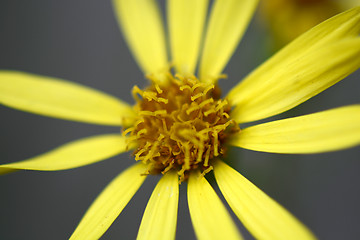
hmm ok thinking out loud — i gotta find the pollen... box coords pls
[124,74,239,181]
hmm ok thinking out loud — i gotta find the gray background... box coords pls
[0,1,359,239]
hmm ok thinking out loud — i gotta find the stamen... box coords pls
[161,118,168,132]
[203,85,215,95]
[180,85,192,91]
[215,99,228,112]
[191,82,204,91]
[161,161,174,174]
[155,84,163,94]
[212,131,219,157]
[132,86,143,101]
[124,74,239,182]
[222,112,230,118]
[200,166,213,178]
[186,103,200,115]
[135,142,150,160]
[191,92,204,101]
[204,108,216,116]
[143,141,159,162]
[137,128,147,137]
[139,110,167,116]
[199,98,214,108]
[204,147,211,167]
[122,127,134,137]
[183,143,191,170]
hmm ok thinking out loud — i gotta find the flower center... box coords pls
[124,74,239,181]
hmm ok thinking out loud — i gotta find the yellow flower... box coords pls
[258,0,359,49]
[1,1,360,240]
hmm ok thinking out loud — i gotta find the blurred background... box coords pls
[0,0,359,239]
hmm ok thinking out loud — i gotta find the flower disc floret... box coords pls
[124,74,239,181]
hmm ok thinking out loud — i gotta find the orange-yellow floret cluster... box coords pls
[124,74,239,181]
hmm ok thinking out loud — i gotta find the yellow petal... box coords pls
[137,171,179,240]
[230,105,360,154]
[0,71,135,126]
[112,0,168,82]
[0,134,129,175]
[230,38,360,123]
[199,0,258,83]
[214,160,316,240]
[70,163,147,240]
[168,0,209,75]
[187,171,242,240]
[228,7,360,123]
